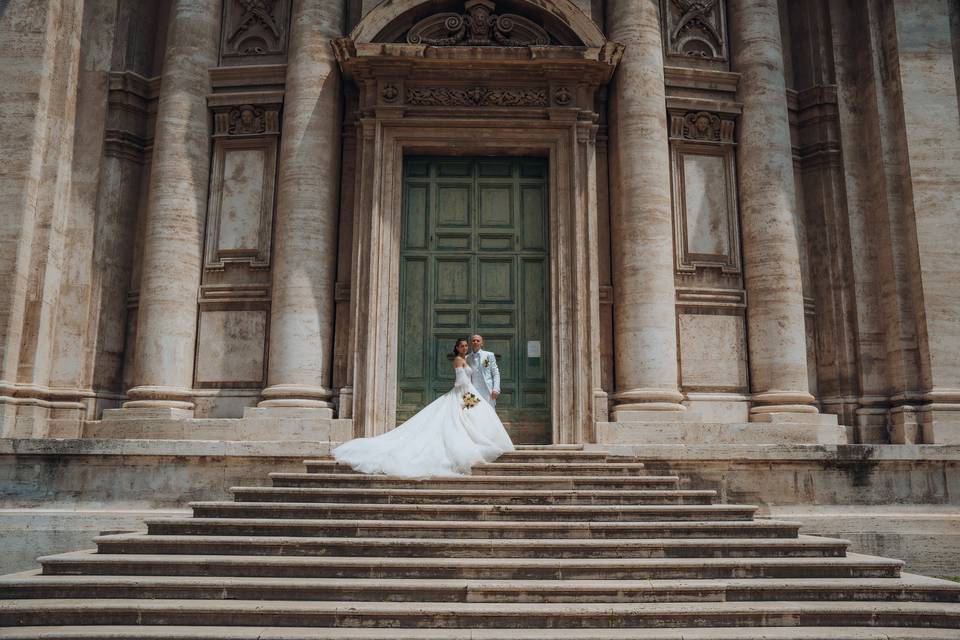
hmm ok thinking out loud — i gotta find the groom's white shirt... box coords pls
[468,349,500,406]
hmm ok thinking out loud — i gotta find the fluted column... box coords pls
[258,0,344,413]
[729,0,817,417]
[606,0,685,417]
[123,0,221,413]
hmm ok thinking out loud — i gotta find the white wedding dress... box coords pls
[332,364,515,477]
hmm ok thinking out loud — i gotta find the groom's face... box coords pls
[471,336,483,352]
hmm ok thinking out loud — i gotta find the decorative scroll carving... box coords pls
[662,0,727,61]
[406,0,549,47]
[220,0,290,64]
[669,110,734,143]
[405,86,548,107]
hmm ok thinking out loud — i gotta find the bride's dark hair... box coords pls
[450,338,468,359]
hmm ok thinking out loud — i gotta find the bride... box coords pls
[332,338,515,477]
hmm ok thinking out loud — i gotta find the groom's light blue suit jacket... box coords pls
[468,349,500,400]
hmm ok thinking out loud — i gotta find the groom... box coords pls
[468,334,500,407]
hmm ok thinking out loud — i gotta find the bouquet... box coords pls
[462,392,480,409]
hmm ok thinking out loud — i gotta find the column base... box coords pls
[919,404,960,445]
[123,385,195,412]
[610,388,686,416]
[258,384,335,413]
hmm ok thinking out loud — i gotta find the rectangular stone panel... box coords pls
[218,148,266,252]
[678,313,748,391]
[195,310,267,386]
[670,143,740,274]
[682,153,730,257]
[205,138,277,269]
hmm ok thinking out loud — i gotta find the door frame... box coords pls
[345,119,604,444]
[396,156,553,438]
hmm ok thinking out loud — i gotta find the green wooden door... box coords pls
[397,157,550,442]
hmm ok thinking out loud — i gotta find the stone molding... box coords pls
[675,286,746,310]
[351,0,606,48]
[668,108,741,275]
[405,0,550,47]
[405,86,549,107]
[104,71,160,164]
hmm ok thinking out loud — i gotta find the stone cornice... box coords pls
[209,64,287,92]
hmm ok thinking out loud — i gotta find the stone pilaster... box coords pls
[887,0,960,443]
[606,0,685,417]
[123,0,222,414]
[257,0,344,414]
[729,0,818,419]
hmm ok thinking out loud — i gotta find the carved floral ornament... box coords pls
[406,0,550,46]
[379,82,577,108]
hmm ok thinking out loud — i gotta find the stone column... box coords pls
[606,0,685,417]
[257,0,343,415]
[122,0,222,414]
[729,0,818,418]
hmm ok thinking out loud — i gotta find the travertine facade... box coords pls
[1,0,959,446]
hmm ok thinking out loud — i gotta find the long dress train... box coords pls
[332,364,515,477]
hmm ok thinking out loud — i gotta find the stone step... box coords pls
[189,501,758,522]
[494,450,613,463]
[303,460,648,476]
[92,533,848,559]
[270,472,681,490]
[3,599,958,629]
[144,517,803,539]
[5,574,957,604]
[39,551,903,580]
[228,486,717,505]
[513,444,584,450]
[3,626,960,640]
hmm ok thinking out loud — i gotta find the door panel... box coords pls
[397,156,550,442]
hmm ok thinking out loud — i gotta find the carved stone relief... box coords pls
[220,0,291,65]
[405,0,550,46]
[405,86,549,107]
[661,0,728,62]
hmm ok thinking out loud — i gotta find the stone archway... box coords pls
[335,0,621,444]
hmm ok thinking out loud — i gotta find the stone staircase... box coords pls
[1,445,959,638]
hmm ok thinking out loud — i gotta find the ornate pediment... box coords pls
[405,0,550,47]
